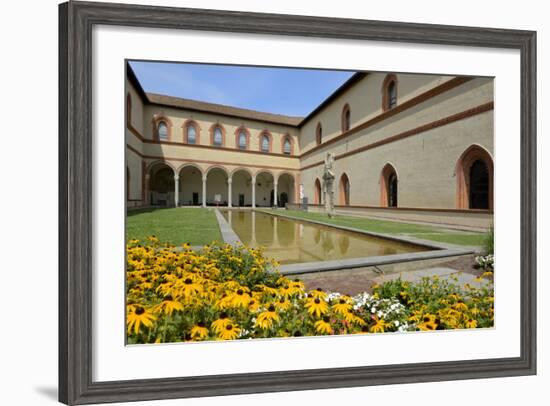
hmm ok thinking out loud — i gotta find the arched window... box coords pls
[382,74,398,112]
[388,81,397,109]
[238,130,247,150]
[341,104,351,132]
[316,123,322,145]
[314,178,322,205]
[282,137,292,155]
[158,121,168,141]
[380,163,398,207]
[261,133,270,153]
[456,145,493,210]
[186,124,197,144]
[339,173,350,206]
[212,126,223,147]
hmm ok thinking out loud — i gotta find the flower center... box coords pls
[226,324,233,331]
[219,312,228,319]
[323,316,330,323]
[236,289,244,295]
[198,321,205,328]
[339,299,346,304]
[135,306,145,315]
[164,295,173,302]
[184,278,193,285]
[314,298,321,304]
[268,304,276,312]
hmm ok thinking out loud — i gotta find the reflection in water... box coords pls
[339,235,350,255]
[221,210,428,265]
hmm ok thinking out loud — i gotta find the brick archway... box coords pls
[339,173,350,206]
[380,163,398,207]
[456,144,494,210]
[314,178,322,204]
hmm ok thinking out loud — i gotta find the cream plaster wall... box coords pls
[299,73,454,154]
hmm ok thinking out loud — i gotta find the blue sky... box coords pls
[129,61,356,117]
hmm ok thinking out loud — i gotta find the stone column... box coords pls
[251,176,256,208]
[273,181,278,207]
[202,175,207,207]
[174,175,179,207]
[227,178,232,208]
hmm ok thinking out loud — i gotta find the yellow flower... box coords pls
[211,313,232,333]
[275,297,292,311]
[153,295,184,316]
[331,298,352,315]
[314,317,333,334]
[127,306,156,335]
[370,318,388,333]
[453,302,468,311]
[229,288,251,308]
[218,323,241,340]
[305,297,328,317]
[255,305,280,329]
[465,318,478,328]
[417,314,438,331]
[190,322,209,340]
[308,288,327,300]
[177,277,203,298]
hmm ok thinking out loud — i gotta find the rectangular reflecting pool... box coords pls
[221,210,430,265]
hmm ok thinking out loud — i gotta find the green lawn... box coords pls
[127,207,222,246]
[269,209,487,247]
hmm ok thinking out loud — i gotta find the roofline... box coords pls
[126,61,366,128]
[297,72,367,127]
[126,63,149,103]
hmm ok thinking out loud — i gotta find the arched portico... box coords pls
[205,166,229,207]
[148,161,176,206]
[254,171,275,207]
[177,164,203,206]
[231,168,254,207]
[277,173,296,207]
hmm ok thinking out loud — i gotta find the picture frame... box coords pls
[58,1,537,404]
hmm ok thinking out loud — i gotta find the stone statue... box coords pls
[322,152,336,218]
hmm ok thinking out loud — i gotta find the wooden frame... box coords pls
[59,1,537,404]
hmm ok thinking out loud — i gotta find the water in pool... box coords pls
[221,210,428,265]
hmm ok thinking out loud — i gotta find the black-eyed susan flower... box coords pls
[305,297,328,318]
[369,317,388,333]
[275,297,292,312]
[190,322,209,340]
[154,295,184,316]
[229,288,251,308]
[332,298,352,315]
[255,305,280,329]
[211,312,232,333]
[127,306,156,335]
[218,323,241,340]
[465,318,478,328]
[314,316,333,334]
[309,288,327,300]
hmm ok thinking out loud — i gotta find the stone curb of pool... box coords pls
[215,208,475,276]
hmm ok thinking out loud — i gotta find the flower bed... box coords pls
[126,237,494,343]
